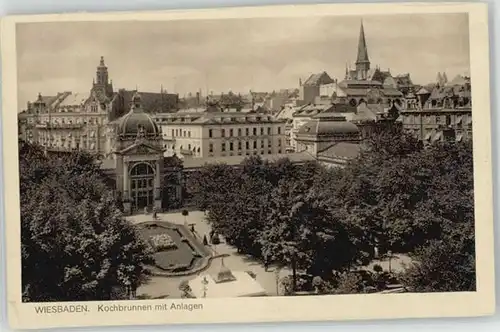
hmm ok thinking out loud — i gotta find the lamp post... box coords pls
[388,250,393,273]
[275,267,281,296]
[201,276,208,298]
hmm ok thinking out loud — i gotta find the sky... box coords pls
[16,13,470,110]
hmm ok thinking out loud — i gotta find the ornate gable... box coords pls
[117,142,163,155]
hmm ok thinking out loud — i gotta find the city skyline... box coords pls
[16,13,470,111]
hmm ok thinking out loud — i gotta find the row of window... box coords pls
[210,139,282,152]
[34,117,103,125]
[169,126,284,139]
[171,129,192,138]
[211,149,283,157]
[209,126,282,138]
[37,139,96,150]
[403,114,472,126]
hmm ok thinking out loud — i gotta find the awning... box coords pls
[424,132,432,141]
[456,134,464,142]
[455,116,463,125]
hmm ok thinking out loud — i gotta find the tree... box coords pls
[19,143,154,302]
[259,181,355,291]
[399,239,475,292]
[186,163,240,211]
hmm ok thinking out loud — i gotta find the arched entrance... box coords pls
[129,162,155,211]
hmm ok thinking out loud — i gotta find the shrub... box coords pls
[211,234,221,245]
[373,264,384,274]
[150,234,177,251]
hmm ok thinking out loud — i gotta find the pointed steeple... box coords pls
[436,72,443,84]
[442,72,448,84]
[355,19,370,80]
[356,20,370,66]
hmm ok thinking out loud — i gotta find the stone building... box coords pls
[152,101,287,159]
[101,92,165,214]
[399,74,472,143]
[19,56,179,155]
[294,113,362,168]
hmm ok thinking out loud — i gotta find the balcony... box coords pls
[35,123,84,129]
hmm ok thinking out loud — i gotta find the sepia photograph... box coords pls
[1,2,495,330]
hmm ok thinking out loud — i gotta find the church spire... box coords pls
[355,19,370,79]
[356,20,370,64]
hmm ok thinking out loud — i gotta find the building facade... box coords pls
[399,74,472,143]
[294,113,362,168]
[19,56,179,155]
[153,103,287,159]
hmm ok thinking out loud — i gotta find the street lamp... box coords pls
[201,276,208,298]
[275,267,281,296]
[387,250,393,273]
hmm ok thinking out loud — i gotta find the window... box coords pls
[209,129,213,138]
[171,129,175,137]
[188,144,191,150]
[278,139,282,147]
[209,143,213,152]
[260,127,264,135]
[278,149,282,154]
[268,150,271,154]
[238,128,242,136]
[253,141,257,149]
[268,140,272,148]
[278,127,282,135]
[261,151,264,155]
[246,128,249,136]
[230,129,233,137]
[221,129,226,137]
[184,131,187,137]
[238,141,242,150]
[188,131,191,138]
[221,142,226,152]
[230,142,234,151]
[267,127,271,135]
[261,140,264,148]
[253,128,257,136]
[246,141,250,149]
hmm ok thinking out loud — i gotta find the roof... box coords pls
[275,106,298,120]
[116,89,178,113]
[356,21,370,64]
[446,74,470,87]
[114,92,160,137]
[57,92,90,107]
[188,271,267,298]
[416,87,430,95]
[317,142,361,160]
[303,72,334,86]
[297,115,360,136]
[182,152,315,169]
[353,103,379,122]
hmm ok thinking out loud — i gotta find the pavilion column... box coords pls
[123,162,131,215]
[154,159,162,210]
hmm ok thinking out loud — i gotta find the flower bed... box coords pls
[150,233,177,251]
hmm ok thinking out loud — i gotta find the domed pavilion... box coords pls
[104,91,166,214]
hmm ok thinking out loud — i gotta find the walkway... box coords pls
[128,211,291,299]
[128,210,412,299]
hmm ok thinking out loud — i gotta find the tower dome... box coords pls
[116,91,160,137]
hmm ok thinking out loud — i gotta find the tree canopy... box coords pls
[188,131,475,293]
[19,142,154,302]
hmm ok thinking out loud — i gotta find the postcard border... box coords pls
[1,2,495,330]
